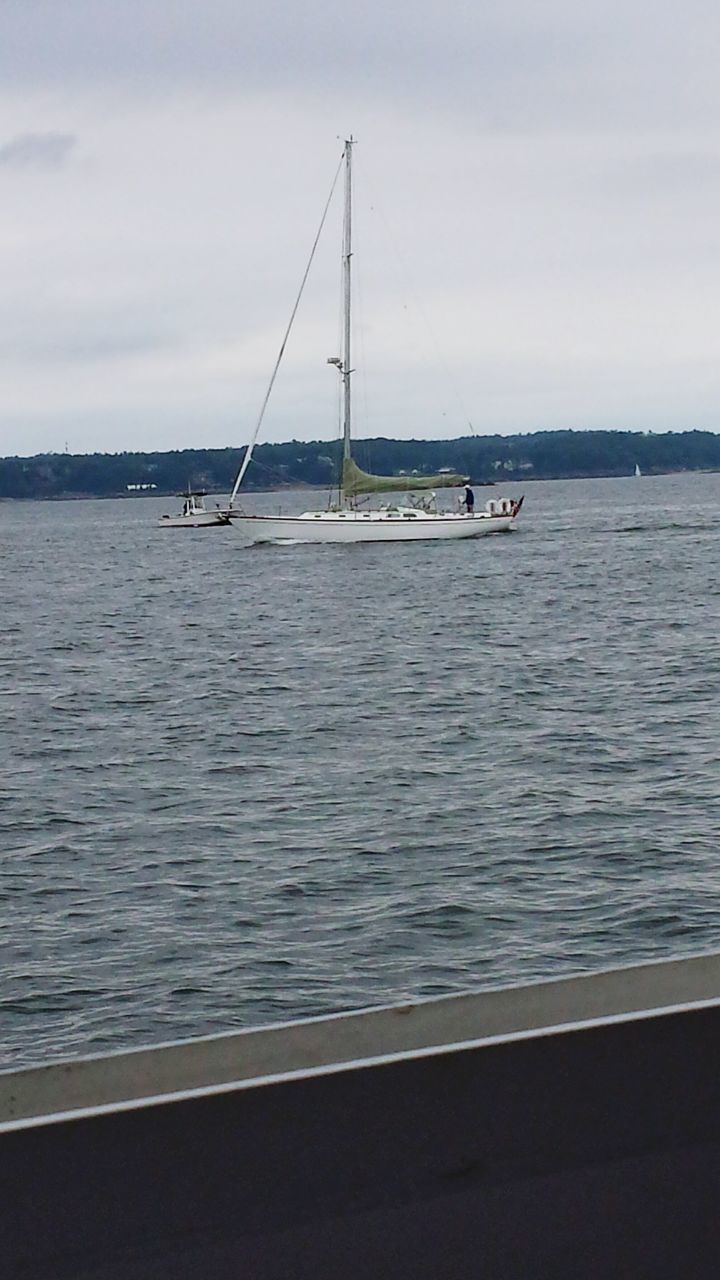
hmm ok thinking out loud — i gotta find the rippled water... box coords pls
[2,473,720,1069]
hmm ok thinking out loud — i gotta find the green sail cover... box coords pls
[342,457,468,497]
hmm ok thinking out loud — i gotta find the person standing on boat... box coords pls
[463,485,475,515]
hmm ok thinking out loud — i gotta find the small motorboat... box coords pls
[159,489,230,528]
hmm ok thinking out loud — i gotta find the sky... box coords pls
[2,1,720,457]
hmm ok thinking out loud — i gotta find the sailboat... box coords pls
[634,463,642,477]
[227,139,523,544]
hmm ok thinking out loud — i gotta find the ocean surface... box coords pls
[2,473,720,1070]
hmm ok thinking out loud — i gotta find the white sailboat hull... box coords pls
[229,510,516,544]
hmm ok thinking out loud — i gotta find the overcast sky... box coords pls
[2,1,720,457]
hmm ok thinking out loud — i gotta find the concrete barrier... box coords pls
[3,951,720,1277]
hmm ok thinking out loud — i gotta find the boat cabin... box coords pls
[181,492,207,518]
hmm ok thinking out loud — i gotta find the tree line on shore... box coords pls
[1,429,719,499]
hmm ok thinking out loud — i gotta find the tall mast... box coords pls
[342,137,354,462]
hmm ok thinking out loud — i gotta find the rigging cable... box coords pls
[371,196,477,438]
[228,148,345,508]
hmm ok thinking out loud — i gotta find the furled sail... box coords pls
[342,457,468,497]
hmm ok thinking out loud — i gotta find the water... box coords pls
[2,473,720,1069]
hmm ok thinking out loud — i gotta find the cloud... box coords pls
[0,131,76,169]
[2,1,720,135]
[2,3,720,455]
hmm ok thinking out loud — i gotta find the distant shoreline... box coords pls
[3,429,720,501]
[1,467,719,503]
